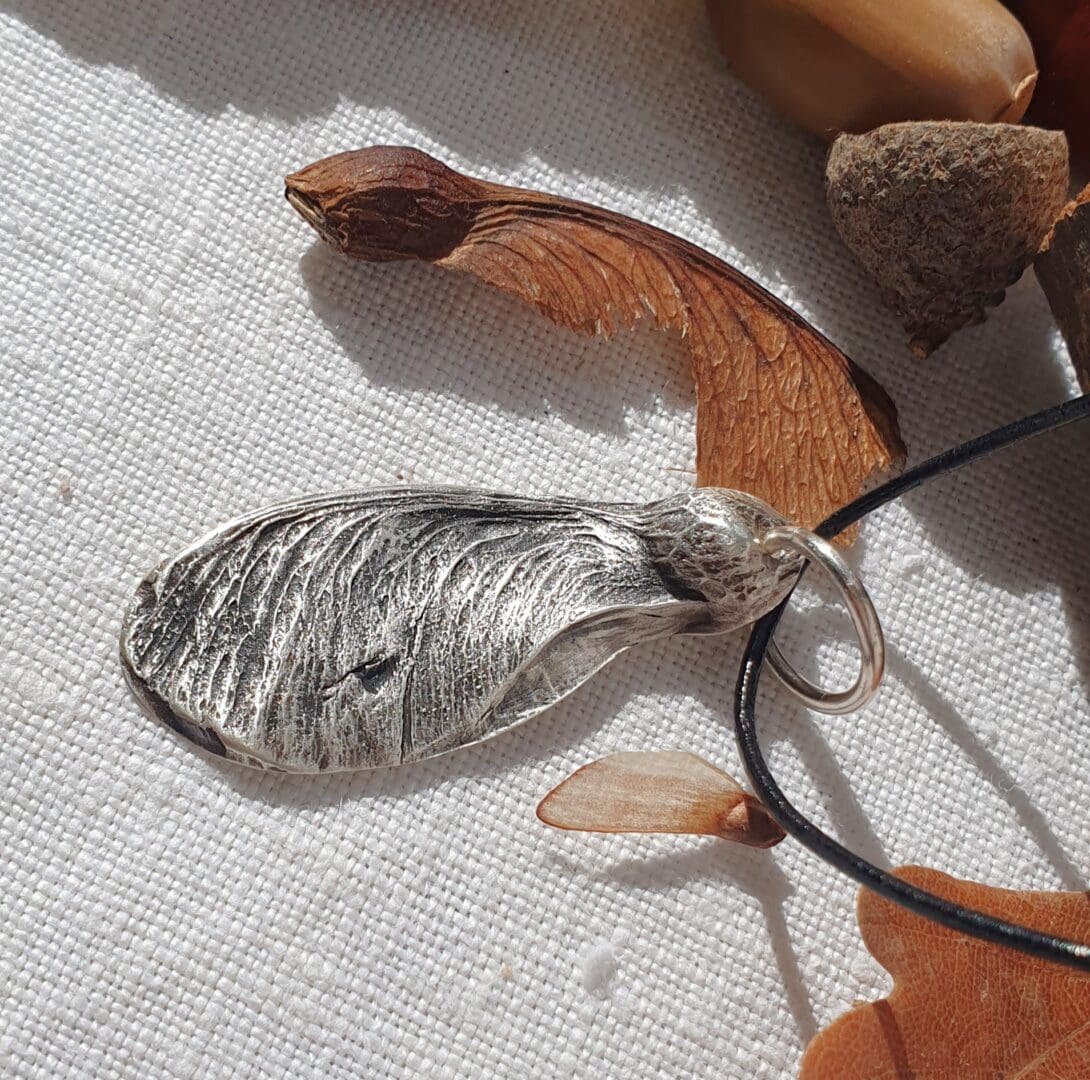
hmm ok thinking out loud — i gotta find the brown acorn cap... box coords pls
[826,121,1069,357]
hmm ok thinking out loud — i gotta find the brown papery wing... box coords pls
[537,750,784,849]
[440,195,903,532]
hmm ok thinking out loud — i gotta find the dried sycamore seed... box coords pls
[537,750,785,848]
[286,146,904,533]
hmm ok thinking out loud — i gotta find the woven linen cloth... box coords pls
[2,3,1088,1077]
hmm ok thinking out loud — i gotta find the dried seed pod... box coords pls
[537,751,785,848]
[826,121,1069,356]
[706,0,1037,139]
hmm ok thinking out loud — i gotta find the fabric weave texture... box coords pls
[2,3,1088,1077]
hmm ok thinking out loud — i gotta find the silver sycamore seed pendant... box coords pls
[119,486,883,773]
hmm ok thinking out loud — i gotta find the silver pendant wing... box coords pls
[120,487,798,772]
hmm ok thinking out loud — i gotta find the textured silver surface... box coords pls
[120,487,801,772]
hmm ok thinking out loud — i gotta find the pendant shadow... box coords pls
[768,603,1088,892]
[596,842,818,1049]
[901,395,1090,697]
[191,615,890,878]
[297,243,695,436]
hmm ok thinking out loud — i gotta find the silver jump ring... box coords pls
[760,525,884,715]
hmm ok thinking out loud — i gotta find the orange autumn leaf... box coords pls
[800,866,1090,1079]
[285,147,904,533]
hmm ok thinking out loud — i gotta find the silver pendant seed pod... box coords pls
[120,486,878,774]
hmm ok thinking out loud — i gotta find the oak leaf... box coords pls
[800,865,1090,1079]
[537,750,785,848]
[285,147,904,532]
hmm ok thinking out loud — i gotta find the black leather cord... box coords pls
[734,393,1090,972]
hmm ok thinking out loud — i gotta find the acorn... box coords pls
[706,0,1037,140]
[826,121,1069,356]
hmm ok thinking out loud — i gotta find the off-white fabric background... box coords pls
[2,2,1088,1077]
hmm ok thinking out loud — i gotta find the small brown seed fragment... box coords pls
[826,122,1070,356]
[1036,184,1090,391]
[536,750,785,849]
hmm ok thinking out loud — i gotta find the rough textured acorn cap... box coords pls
[826,121,1069,357]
